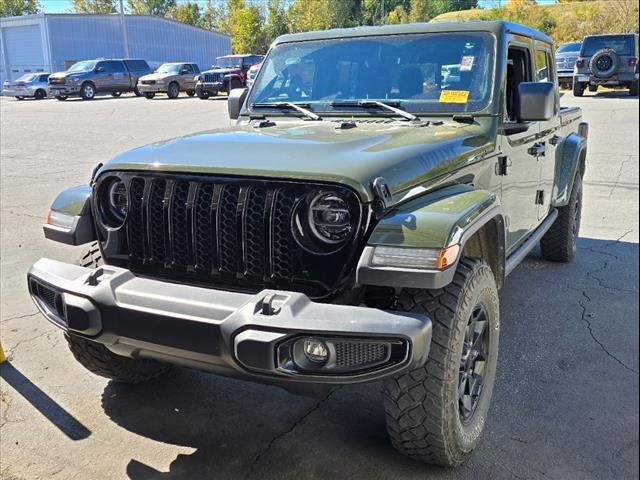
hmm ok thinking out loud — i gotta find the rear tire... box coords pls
[197,89,209,100]
[186,89,195,97]
[144,92,155,99]
[67,242,170,384]
[111,91,122,97]
[383,258,500,466]
[35,89,47,100]
[16,96,24,100]
[540,173,583,262]
[167,82,179,99]
[630,80,639,97]
[133,86,142,97]
[573,81,585,97]
[588,84,597,92]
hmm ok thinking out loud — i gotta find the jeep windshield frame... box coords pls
[247,32,496,116]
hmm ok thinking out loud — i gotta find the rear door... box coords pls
[534,44,560,221]
[109,60,130,90]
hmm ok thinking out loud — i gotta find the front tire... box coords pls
[186,89,195,97]
[66,242,170,384]
[167,82,179,99]
[573,81,585,97]
[588,84,598,93]
[383,258,500,466]
[540,173,583,262]
[111,91,122,97]
[55,95,68,101]
[144,92,155,99]
[80,82,96,100]
[197,89,209,100]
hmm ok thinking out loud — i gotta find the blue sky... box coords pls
[40,0,559,15]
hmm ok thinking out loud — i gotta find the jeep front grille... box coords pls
[203,73,224,83]
[96,173,366,297]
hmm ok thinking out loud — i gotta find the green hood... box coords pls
[100,119,495,202]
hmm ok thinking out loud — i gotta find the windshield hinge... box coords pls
[496,155,510,176]
[372,177,393,214]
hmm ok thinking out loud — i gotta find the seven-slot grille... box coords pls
[99,173,364,295]
[203,72,224,83]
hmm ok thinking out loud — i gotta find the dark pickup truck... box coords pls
[30,21,587,467]
[48,59,151,100]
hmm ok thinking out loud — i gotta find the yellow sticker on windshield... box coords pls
[439,90,470,104]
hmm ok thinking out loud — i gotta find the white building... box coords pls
[0,13,231,86]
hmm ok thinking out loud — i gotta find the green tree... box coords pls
[409,0,477,22]
[0,0,39,16]
[264,0,289,43]
[127,0,176,16]
[168,0,200,26]
[362,0,410,25]
[230,3,266,53]
[199,0,221,30]
[71,0,117,14]
[386,4,409,24]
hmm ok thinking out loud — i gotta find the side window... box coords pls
[40,74,49,82]
[182,64,194,74]
[505,46,532,122]
[535,49,553,82]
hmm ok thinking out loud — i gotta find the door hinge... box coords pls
[535,190,545,205]
[496,155,510,176]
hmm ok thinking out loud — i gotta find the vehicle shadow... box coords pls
[583,90,637,99]
[99,237,638,480]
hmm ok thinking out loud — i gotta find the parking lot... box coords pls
[1,91,638,480]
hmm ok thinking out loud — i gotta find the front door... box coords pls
[500,42,542,254]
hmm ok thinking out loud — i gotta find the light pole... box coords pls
[119,0,129,59]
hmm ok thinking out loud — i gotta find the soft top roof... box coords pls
[274,21,553,46]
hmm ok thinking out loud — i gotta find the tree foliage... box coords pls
[0,0,39,16]
[71,0,117,14]
[168,0,200,26]
[127,0,176,16]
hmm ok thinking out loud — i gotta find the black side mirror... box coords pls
[517,82,556,121]
[228,88,248,120]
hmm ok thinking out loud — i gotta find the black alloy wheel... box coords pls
[458,304,489,424]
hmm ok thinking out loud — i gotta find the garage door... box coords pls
[3,24,46,81]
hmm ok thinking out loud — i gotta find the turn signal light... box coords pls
[575,60,584,68]
[629,58,638,68]
[436,244,461,270]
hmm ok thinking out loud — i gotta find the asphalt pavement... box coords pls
[1,90,638,480]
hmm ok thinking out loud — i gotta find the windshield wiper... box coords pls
[252,102,322,121]
[331,100,419,121]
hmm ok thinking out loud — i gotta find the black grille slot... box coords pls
[203,72,223,83]
[38,283,57,311]
[334,342,388,368]
[102,173,364,296]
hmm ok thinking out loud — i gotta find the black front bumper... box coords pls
[28,259,431,391]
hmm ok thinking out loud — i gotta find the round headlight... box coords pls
[100,178,128,228]
[308,193,352,243]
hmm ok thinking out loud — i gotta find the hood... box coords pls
[50,71,88,79]
[100,119,494,202]
[139,72,177,81]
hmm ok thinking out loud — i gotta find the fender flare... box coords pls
[552,131,587,207]
[43,185,95,245]
[357,186,506,290]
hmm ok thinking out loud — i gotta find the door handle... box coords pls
[527,142,546,157]
[549,135,562,146]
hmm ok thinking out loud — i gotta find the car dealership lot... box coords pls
[1,93,638,480]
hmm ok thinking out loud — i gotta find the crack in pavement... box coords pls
[608,157,632,198]
[577,290,636,374]
[1,312,40,324]
[5,331,55,360]
[244,387,341,479]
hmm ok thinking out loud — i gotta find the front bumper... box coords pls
[27,259,431,391]
[49,85,80,95]
[197,82,224,94]
[137,84,167,93]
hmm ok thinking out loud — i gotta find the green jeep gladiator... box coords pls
[29,21,588,466]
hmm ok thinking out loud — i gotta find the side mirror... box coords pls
[95,66,105,73]
[517,82,556,121]
[228,88,248,120]
[180,69,188,75]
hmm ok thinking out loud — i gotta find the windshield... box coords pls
[248,32,495,114]
[16,74,37,82]
[582,35,635,56]
[68,60,98,73]
[557,42,581,54]
[155,64,181,74]
[211,57,242,69]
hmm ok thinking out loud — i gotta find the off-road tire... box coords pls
[630,80,639,97]
[67,242,170,384]
[144,92,155,99]
[186,89,195,97]
[197,89,209,100]
[133,86,142,97]
[80,82,96,100]
[383,258,500,467]
[573,81,585,97]
[35,89,47,100]
[540,173,583,262]
[588,84,598,93]
[167,82,180,99]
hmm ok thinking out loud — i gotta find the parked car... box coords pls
[556,41,581,89]
[30,21,588,468]
[48,59,151,100]
[195,54,263,99]
[2,73,50,100]
[137,63,201,99]
[246,62,262,88]
[573,33,639,96]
